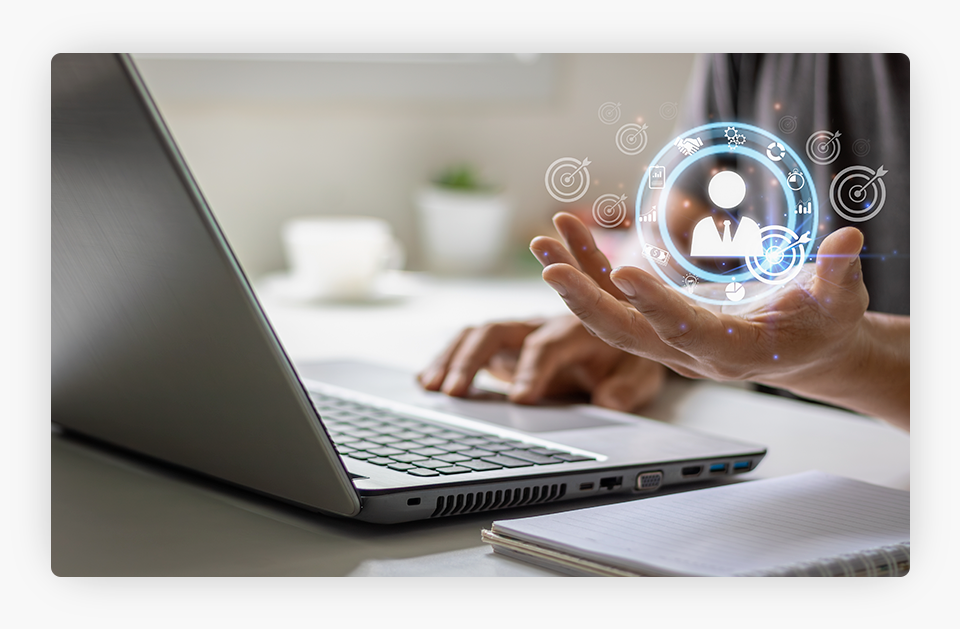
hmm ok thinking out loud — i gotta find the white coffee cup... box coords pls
[279,216,403,301]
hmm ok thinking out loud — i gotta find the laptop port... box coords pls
[407,497,421,506]
[599,476,623,490]
[682,465,702,477]
[709,463,728,474]
[636,471,663,491]
[733,461,752,473]
[579,482,595,491]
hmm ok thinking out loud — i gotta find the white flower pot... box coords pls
[415,186,511,275]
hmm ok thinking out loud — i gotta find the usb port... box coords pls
[709,463,727,474]
[732,461,751,473]
[681,465,702,477]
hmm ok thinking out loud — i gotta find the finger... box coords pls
[552,212,627,300]
[591,357,666,412]
[418,327,472,391]
[440,323,536,397]
[530,236,582,271]
[507,325,584,404]
[608,265,745,362]
[812,227,870,316]
[541,263,691,366]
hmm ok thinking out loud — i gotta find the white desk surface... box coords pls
[51,274,909,576]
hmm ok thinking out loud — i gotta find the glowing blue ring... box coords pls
[635,122,818,296]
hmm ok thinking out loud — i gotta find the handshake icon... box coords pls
[674,136,704,157]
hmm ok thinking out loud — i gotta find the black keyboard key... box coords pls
[435,430,478,440]
[474,443,515,452]
[459,437,492,446]
[500,449,563,465]
[553,453,596,462]
[458,448,496,459]
[435,466,472,475]
[460,460,503,471]
[412,437,448,447]
[415,460,453,469]
[407,468,441,477]
[435,443,470,452]
[410,447,447,457]
[346,451,376,460]
[390,453,428,463]
[340,428,379,439]
[349,440,383,451]
[366,434,401,445]
[394,431,427,441]
[367,446,404,457]
[529,447,568,457]
[480,455,533,468]
[435,453,471,463]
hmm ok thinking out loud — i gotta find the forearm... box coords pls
[785,312,910,430]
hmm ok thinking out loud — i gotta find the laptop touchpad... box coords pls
[425,395,625,432]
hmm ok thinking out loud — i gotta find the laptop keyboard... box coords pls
[310,393,597,477]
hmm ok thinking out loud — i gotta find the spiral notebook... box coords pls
[482,471,909,577]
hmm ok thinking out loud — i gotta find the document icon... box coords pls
[649,165,665,189]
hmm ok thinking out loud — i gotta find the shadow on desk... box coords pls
[51,430,735,577]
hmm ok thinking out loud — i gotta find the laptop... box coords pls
[51,53,766,523]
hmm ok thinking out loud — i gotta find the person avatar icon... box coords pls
[690,216,763,257]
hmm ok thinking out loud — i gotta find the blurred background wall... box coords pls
[134,53,697,278]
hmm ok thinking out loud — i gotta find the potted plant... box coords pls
[415,164,511,275]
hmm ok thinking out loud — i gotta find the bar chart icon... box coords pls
[639,207,657,222]
[796,201,812,214]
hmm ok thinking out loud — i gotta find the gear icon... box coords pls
[724,126,746,150]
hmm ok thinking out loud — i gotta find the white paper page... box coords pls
[492,471,909,576]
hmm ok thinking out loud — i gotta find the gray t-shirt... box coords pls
[677,53,909,315]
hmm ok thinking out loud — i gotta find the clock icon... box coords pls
[787,169,805,191]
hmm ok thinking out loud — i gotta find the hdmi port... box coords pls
[682,466,702,477]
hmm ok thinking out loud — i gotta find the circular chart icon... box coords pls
[544,157,591,203]
[598,102,621,125]
[787,169,805,191]
[806,130,842,165]
[592,194,628,228]
[725,281,746,302]
[615,123,649,155]
[829,164,888,222]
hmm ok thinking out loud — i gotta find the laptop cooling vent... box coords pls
[430,483,567,518]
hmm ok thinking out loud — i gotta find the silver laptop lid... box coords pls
[51,53,360,516]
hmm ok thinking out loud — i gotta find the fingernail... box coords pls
[610,272,636,297]
[544,278,567,296]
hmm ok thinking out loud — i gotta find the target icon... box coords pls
[806,130,842,165]
[852,138,871,157]
[659,102,678,120]
[598,102,621,125]
[615,123,649,155]
[778,115,798,134]
[829,164,888,222]
[746,226,811,285]
[545,156,592,203]
[592,193,628,228]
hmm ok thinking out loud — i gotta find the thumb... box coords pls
[590,358,666,413]
[813,227,869,311]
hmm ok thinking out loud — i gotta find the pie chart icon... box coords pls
[725,281,746,302]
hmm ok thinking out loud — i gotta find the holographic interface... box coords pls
[636,122,819,305]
